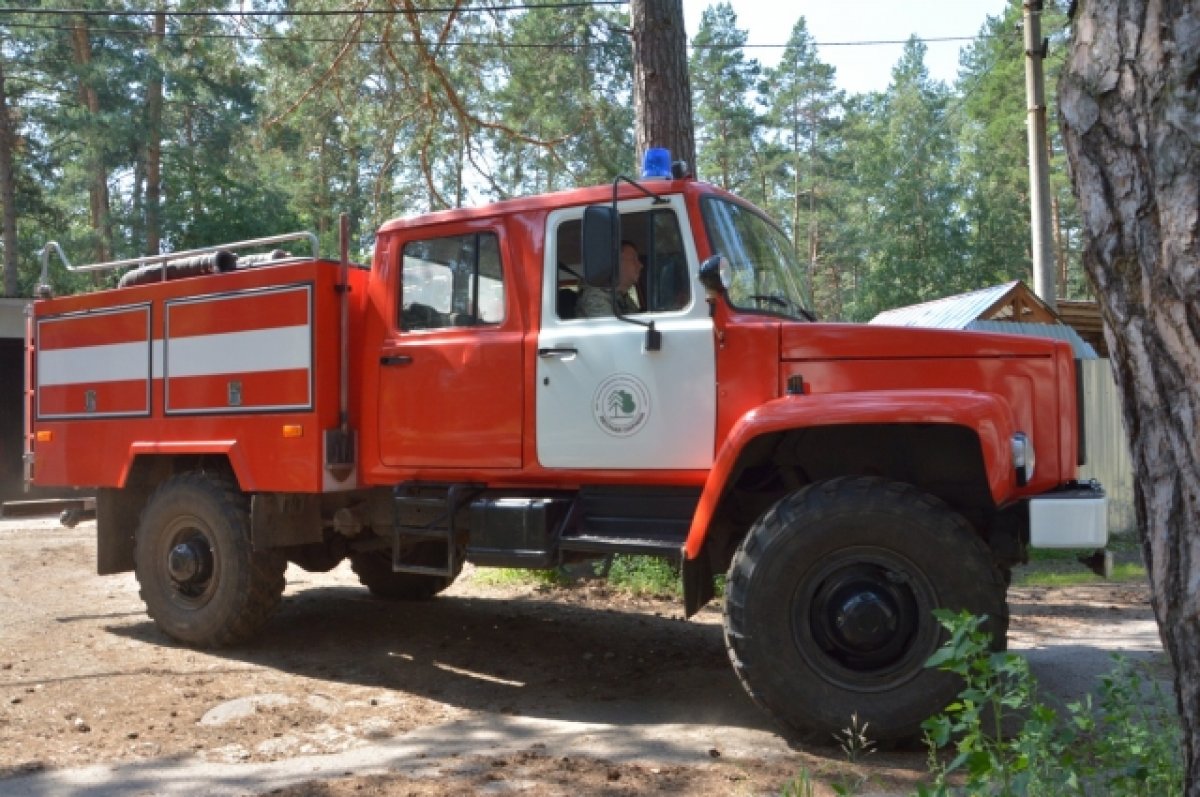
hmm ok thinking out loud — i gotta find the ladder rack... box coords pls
[36,231,320,295]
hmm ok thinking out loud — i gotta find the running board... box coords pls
[558,533,683,561]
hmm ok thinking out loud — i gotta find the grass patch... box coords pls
[1027,547,1090,562]
[1017,560,1146,587]
[604,555,682,597]
[467,555,689,598]
[1016,544,1146,587]
[467,566,566,589]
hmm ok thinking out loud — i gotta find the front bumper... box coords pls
[1028,482,1108,549]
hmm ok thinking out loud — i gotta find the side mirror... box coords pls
[698,255,728,294]
[581,205,619,287]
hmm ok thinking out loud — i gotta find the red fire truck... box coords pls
[25,156,1106,742]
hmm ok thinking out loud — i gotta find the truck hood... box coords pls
[780,322,1061,362]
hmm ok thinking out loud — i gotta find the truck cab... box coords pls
[27,162,1106,743]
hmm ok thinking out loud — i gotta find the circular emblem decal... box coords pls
[592,373,651,437]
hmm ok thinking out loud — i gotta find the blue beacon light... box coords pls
[641,148,672,179]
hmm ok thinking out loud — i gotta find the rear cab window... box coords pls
[400,232,505,331]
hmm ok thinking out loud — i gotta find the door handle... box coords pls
[380,354,413,366]
[538,347,578,359]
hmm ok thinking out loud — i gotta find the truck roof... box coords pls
[375,177,727,234]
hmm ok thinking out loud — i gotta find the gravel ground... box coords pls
[0,516,1166,796]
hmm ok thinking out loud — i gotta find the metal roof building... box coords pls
[870,281,1098,359]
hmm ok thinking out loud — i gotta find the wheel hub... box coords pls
[168,538,213,588]
[807,563,919,673]
[833,588,898,652]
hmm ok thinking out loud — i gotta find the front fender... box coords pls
[683,389,1018,560]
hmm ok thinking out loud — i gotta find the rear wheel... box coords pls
[724,476,1007,744]
[134,472,286,647]
[349,542,459,601]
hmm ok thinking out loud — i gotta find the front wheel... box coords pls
[134,472,286,647]
[723,477,1007,744]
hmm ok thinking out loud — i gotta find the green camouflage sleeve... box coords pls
[577,286,614,318]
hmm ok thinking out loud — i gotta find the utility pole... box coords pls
[1023,0,1056,309]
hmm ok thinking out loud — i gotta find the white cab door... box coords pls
[536,197,716,469]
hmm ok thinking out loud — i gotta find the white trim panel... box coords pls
[39,327,310,385]
[38,341,151,386]
[165,325,311,377]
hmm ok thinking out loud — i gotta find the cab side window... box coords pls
[401,232,505,331]
[553,209,690,320]
[647,210,690,313]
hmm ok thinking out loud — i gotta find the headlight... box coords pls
[1012,432,1036,486]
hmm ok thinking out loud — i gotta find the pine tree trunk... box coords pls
[792,148,802,288]
[70,18,112,264]
[630,0,695,175]
[0,55,19,298]
[806,125,819,311]
[1059,1,1200,792]
[144,10,165,256]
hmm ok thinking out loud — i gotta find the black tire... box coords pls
[134,472,286,648]
[724,476,1007,744]
[349,543,458,601]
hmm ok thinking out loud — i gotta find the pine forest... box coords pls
[0,1,1086,321]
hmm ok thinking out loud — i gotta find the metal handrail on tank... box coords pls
[36,232,321,296]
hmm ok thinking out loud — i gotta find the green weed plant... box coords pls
[918,610,1182,796]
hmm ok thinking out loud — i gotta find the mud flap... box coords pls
[683,552,714,617]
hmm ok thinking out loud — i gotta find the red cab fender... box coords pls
[683,389,1018,560]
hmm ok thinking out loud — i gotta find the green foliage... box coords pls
[468,565,567,589]
[779,712,876,796]
[689,3,763,198]
[602,555,681,597]
[952,0,1086,304]
[919,610,1182,796]
[758,17,844,316]
[489,4,633,194]
[834,712,877,763]
[2,1,636,289]
[779,769,816,797]
[469,555,683,598]
[3,1,1093,314]
[846,39,968,321]
[953,5,1034,293]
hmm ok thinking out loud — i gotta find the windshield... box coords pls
[700,197,813,320]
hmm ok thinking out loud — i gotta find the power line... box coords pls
[0,1,628,16]
[745,36,978,48]
[1,19,994,50]
[2,20,595,47]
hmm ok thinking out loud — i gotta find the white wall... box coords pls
[0,298,28,340]
[1077,358,1137,537]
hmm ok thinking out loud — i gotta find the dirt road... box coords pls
[0,517,1164,796]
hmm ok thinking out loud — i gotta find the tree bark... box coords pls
[1059,1,1200,791]
[144,10,165,256]
[630,0,695,176]
[0,55,19,297]
[70,17,112,264]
